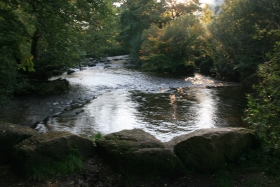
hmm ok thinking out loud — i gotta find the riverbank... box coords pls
[1,123,280,187]
[1,152,280,187]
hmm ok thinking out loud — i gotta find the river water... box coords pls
[0,55,248,142]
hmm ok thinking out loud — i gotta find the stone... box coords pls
[104,65,111,69]
[0,122,38,164]
[166,128,257,172]
[14,131,95,170]
[96,129,186,178]
[88,63,96,67]
[67,69,75,75]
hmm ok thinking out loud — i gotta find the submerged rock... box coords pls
[166,128,257,172]
[96,129,186,178]
[0,122,38,164]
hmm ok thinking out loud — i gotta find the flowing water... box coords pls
[0,55,248,142]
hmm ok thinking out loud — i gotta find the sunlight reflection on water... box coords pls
[53,82,243,141]
[0,55,246,142]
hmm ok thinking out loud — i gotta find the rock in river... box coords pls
[67,68,76,75]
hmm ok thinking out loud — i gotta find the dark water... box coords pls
[0,55,248,142]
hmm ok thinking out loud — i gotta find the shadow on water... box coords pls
[0,55,248,142]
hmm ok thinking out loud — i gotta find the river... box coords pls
[0,55,248,142]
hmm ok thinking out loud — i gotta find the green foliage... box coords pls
[238,148,280,179]
[93,132,103,140]
[245,41,280,155]
[26,148,83,181]
[0,2,29,105]
[200,58,214,75]
[119,0,167,50]
[140,15,203,73]
[118,0,202,63]
[208,0,280,81]
[215,170,234,187]
[79,4,126,58]
[165,0,201,20]
[0,57,17,106]
[213,148,280,187]
[88,132,103,146]
[200,4,214,24]
[129,34,143,63]
[0,0,115,102]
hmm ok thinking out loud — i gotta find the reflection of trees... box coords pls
[213,87,247,127]
[130,90,196,128]
[130,87,247,131]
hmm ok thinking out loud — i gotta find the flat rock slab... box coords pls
[0,122,38,164]
[96,129,186,177]
[166,128,257,172]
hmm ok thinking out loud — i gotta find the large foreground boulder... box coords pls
[14,131,95,172]
[0,122,38,164]
[96,129,186,178]
[166,128,257,172]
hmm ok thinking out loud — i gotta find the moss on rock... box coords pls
[0,122,38,164]
[166,128,258,172]
[96,129,186,178]
[13,131,95,177]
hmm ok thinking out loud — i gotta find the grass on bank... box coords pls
[214,148,280,187]
[21,131,280,186]
[117,147,280,187]
[26,148,84,181]
[88,132,103,146]
[19,133,103,181]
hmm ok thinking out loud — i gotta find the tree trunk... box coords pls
[31,29,40,59]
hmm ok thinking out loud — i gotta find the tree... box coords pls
[165,0,201,20]
[27,0,112,73]
[0,0,113,104]
[0,1,31,106]
[229,0,280,154]
[208,0,280,81]
[118,0,202,63]
[140,15,204,73]
[80,7,126,58]
[118,0,167,61]
[245,40,280,155]
[200,4,214,24]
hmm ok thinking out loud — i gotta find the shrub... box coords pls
[244,42,280,155]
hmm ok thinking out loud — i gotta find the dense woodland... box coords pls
[1,0,280,155]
